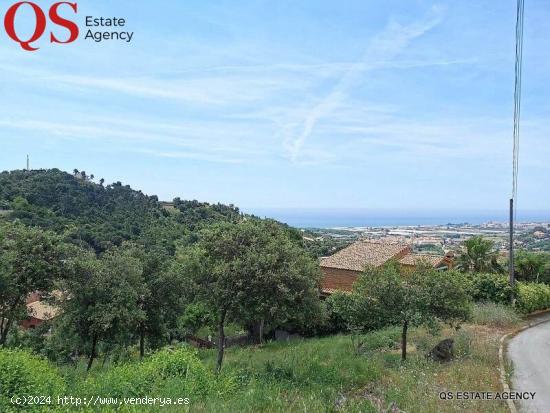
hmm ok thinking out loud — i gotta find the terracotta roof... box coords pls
[320,241,411,272]
[399,254,445,267]
[26,301,60,321]
[321,287,350,295]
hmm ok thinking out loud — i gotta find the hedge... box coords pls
[516,282,550,314]
[463,272,516,304]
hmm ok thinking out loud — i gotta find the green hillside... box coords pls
[0,169,242,252]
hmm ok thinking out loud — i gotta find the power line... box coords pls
[509,0,525,295]
[512,0,524,211]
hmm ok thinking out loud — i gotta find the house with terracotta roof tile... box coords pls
[320,241,451,295]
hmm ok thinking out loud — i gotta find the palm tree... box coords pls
[456,236,503,273]
[73,169,79,176]
[99,178,105,186]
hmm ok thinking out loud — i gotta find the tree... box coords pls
[57,244,146,370]
[354,263,471,360]
[0,222,62,345]
[132,248,189,358]
[456,236,503,273]
[99,178,105,186]
[177,220,321,372]
[515,251,550,284]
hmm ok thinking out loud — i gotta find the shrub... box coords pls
[358,326,401,353]
[324,290,392,335]
[471,302,521,328]
[0,348,65,412]
[464,273,516,304]
[516,282,550,314]
[323,292,357,333]
[80,346,233,399]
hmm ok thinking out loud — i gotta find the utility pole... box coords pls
[509,0,524,303]
[509,198,514,289]
[26,155,29,171]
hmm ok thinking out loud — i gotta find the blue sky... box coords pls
[0,0,548,214]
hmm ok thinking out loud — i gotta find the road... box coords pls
[508,317,550,412]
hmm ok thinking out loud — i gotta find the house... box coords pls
[21,301,60,329]
[20,292,61,329]
[320,240,451,295]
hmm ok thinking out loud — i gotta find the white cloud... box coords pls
[282,7,445,161]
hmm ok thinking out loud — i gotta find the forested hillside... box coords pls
[0,168,321,368]
[0,169,245,253]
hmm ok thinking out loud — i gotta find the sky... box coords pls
[0,0,549,215]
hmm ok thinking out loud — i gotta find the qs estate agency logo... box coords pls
[2,1,134,51]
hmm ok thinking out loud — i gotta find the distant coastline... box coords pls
[246,208,550,229]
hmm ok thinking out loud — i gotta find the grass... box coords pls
[471,302,522,328]
[22,315,524,413]
[187,322,518,412]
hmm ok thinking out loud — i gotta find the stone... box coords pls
[427,338,454,362]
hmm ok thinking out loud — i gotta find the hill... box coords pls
[0,169,243,252]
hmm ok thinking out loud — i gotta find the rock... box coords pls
[427,338,454,362]
[334,394,347,410]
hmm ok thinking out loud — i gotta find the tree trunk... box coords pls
[0,318,13,346]
[401,320,408,361]
[87,335,98,372]
[216,310,227,374]
[259,319,264,344]
[0,317,5,345]
[139,323,145,359]
[0,302,18,346]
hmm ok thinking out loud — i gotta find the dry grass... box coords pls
[190,321,522,412]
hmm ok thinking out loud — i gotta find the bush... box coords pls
[471,302,521,327]
[464,273,516,304]
[323,292,357,333]
[80,346,234,399]
[358,326,401,352]
[516,282,550,314]
[0,348,65,412]
[324,291,391,335]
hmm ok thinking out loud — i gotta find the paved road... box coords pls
[508,318,550,412]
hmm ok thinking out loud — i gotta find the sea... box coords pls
[245,208,550,229]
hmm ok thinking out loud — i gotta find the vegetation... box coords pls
[456,236,503,273]
[0,222,62,345]
[0,348,65,412]
[0,320,517,412]
[176,220,322,372]
[516,282,550,313]
[56,245,147,371]
[471,302,522,328]
[0,169,548,412]
[352,264,471,360]
[463,272,516,304]
[515,250,550,284]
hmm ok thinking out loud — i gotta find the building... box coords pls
[20,292,60,329]
[320,240,450,295]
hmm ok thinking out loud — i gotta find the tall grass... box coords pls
[1,323,513,412]
[471,302,522,328]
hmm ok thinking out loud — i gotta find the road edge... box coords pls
[499,309,550,413]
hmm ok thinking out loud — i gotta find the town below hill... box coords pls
[303,221,550,257]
